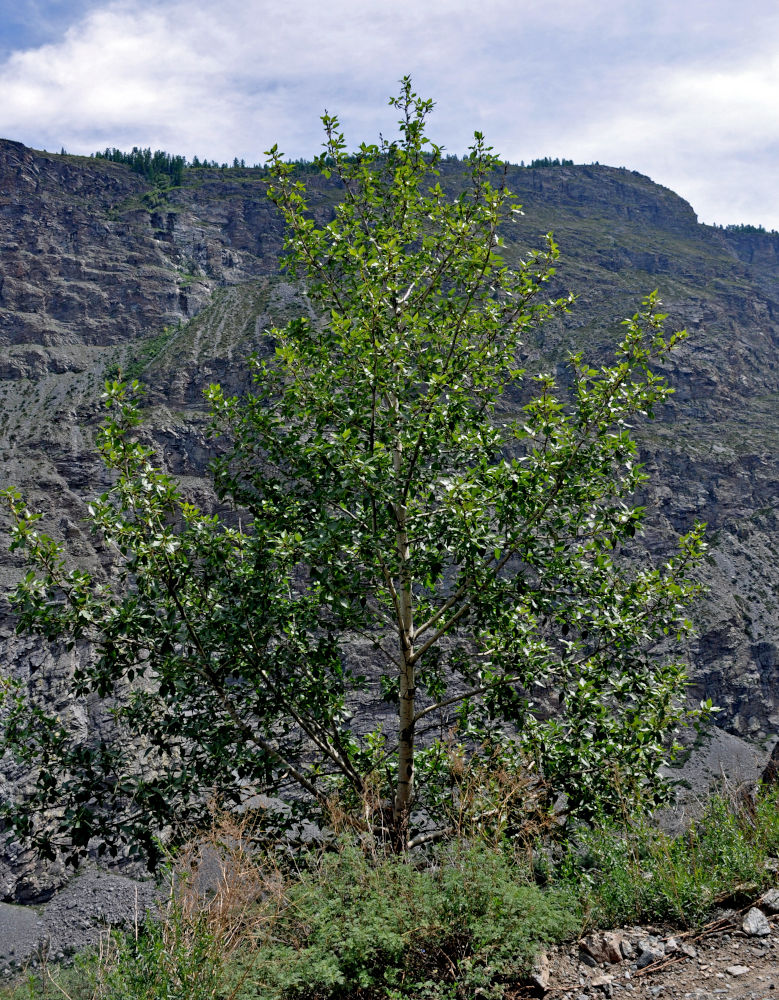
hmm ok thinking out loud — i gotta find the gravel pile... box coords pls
[0,869,158,979]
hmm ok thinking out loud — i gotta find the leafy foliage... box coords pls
[3,838,578,1000]
[92,146,256,183]
[526,156,575,168]
[236,843,577,999]
[2,79,706,861]
[723,222,778,236]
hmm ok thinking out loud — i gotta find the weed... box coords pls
[557,788,779,928]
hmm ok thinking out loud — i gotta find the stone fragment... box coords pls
[679,941,698,958]
[620,937,635,959]
[726,964,750,976]
[590,972,614,995]
[581,931,624,964]
[635,938,665,969]
[760,887,779,914]
[743,906,771,936]
[530,949,550,991]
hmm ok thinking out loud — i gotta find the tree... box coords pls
[2,80,706,862]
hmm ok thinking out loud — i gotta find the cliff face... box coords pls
[1,140,778,897]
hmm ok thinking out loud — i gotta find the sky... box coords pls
[0,0,778,229]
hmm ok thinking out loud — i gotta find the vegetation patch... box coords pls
[106,323,184,382]
[6,788,779,1000]
[555,790,779,929]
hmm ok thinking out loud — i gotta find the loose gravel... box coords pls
[0,868,158,980]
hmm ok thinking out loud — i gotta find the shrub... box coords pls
[232,842,578,999]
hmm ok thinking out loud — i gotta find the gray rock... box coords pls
[588,971,614,995]
[581,931,624,965]
[742,907,771,937]
[0,867,158,971]
[760,887,779,914]
[530,949,550,990]
[0,903,46,963]
[635,938,666,969]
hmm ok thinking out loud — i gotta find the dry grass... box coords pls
[167,810,287,957]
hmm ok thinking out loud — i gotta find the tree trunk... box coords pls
[394,583,415,851]
[392,411,415,852]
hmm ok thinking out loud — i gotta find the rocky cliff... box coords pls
[1,140,778,898]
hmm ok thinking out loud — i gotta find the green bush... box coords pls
[97,913,221,1000]
[232,843,578,1000]
[4,842,577,1000]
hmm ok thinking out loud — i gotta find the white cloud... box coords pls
[0,0,777,227]
[0,4,233,152]
[555,44,779,227]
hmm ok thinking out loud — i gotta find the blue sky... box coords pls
[1,0,778,228]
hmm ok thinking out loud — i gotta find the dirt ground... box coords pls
[532,903,779,999]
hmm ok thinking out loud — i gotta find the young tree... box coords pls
[2,80,705,861]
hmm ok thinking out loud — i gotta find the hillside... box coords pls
[0,139,778,899]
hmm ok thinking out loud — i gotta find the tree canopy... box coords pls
[2,80,706,863]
